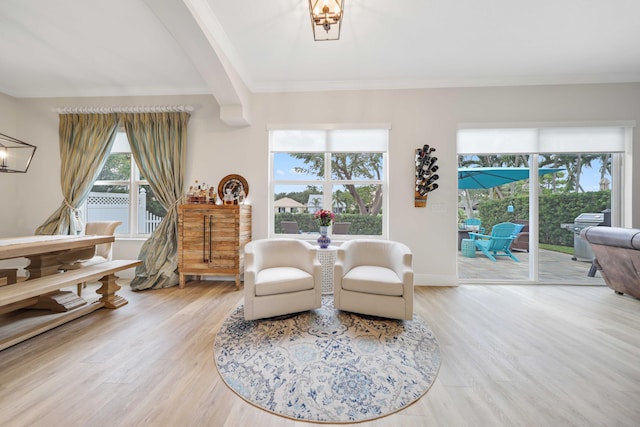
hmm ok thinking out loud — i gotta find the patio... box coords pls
[458,248,607,285]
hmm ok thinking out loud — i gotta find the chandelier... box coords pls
[0,133,37,173]
[309,0,344,41]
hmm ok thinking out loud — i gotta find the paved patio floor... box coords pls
[458,248,606,285]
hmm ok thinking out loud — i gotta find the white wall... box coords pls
[2,83,639,284]
[0,93,19,234]
[0,93,23,271]
[0,92,17,134]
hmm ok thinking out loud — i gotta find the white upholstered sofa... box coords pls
[334,239,414,320]
[243,238,322,321]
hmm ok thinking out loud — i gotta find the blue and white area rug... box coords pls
[213,298,441,423]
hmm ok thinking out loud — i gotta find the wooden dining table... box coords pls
[0,234,115,313]
[0,234,114,279]
[0,234,139,351]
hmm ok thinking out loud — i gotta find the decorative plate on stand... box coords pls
[218,174,249,202]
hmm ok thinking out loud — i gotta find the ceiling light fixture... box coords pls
[309,0,344,41]
[0,133,37,173]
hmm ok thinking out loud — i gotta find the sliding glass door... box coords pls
[457,125,631,285]
[457,153,533,282]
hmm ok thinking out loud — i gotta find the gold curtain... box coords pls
[121,112,189,290]
[35,113,119,235]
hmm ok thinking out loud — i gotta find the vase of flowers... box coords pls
[314,209,335,249]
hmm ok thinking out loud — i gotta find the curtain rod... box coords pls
[52,105,194,114]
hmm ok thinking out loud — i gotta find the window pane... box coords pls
[269,129,388,239]
[137,185,166,234]
[87,185,130,234]
[331,153,383,180]
[84,131,163,237]
[274,184,322,234]
[97,153,131,181]
[111,132,131,153]
[333,184,382,235]
[273,153,323,181]
[271,130,326,151]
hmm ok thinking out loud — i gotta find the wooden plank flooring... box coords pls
[1,281,639,426]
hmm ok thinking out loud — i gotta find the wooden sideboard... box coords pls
[177,204,251,289]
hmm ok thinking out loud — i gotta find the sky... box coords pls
[576,159,610,191]
[273,153,318,181]
[274,153,611,193]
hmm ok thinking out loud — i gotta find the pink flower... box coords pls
[314,209,335,226]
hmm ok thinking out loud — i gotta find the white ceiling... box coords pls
[1,0,640,101]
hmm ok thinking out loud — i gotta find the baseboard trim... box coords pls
[414,274,458,286]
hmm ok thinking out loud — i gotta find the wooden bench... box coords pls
[0,268,18,286]
[0,259,141,351]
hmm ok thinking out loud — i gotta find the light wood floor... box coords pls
[1,281,639,427]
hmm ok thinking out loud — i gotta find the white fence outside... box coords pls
[86,189,164,234]
[143,209,163,234]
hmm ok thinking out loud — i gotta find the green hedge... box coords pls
[477,191,610,246]
[274,213,382,235]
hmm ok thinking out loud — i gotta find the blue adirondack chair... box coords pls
[468,222,520,262]
[463,217,485,234]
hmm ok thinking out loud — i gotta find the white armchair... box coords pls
[334,239,414,320]
[243,238,322,321]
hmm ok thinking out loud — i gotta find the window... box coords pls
[85,131,166,236]
[269,127,389,238]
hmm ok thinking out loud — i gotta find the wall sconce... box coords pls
[0,132,37,173]
[309,0,344,41]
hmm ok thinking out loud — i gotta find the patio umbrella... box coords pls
[458,167,563,189]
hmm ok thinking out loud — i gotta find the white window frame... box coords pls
[84,131,156,238]
[268,125,390,240]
